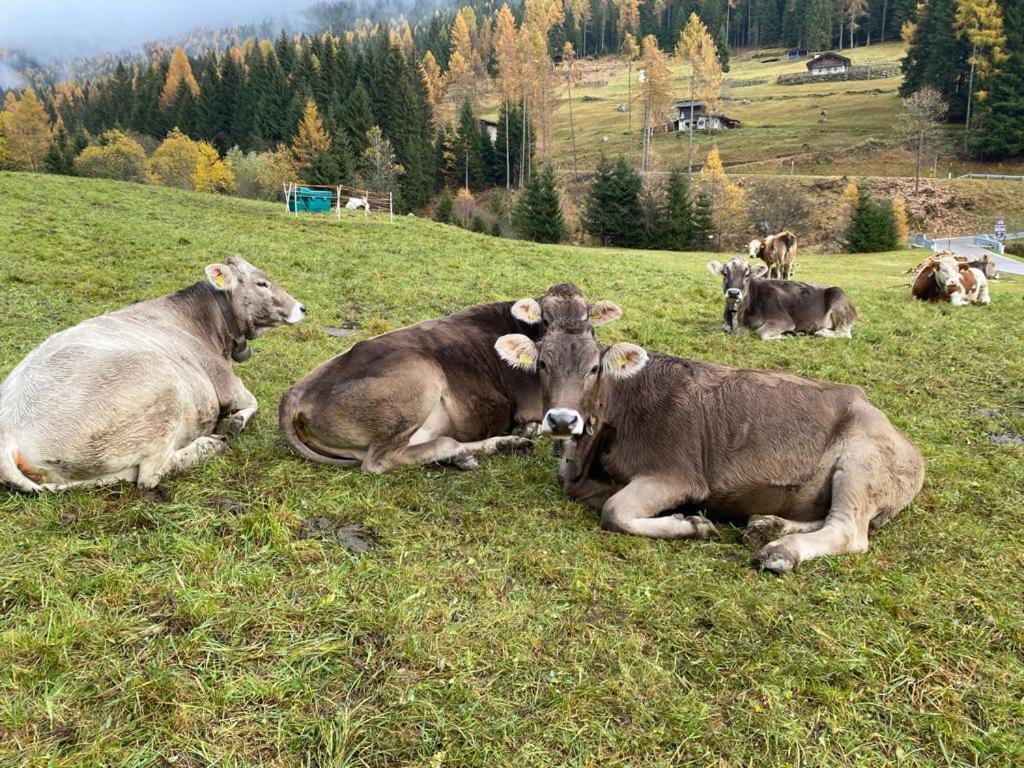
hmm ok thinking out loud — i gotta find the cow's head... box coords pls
[509,283,622,331]
[976,254,999,280]
[494,323,647,438]
[707,257,768,318]
[747,239,764,259]
[933,257,964,297]
[205,255,306,339]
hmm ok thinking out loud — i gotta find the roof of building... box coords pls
[806,51,852,70]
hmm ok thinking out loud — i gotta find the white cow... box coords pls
[345,197,370,211]
[0,256,305,493]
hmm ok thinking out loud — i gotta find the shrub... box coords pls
[434,188,455,224]
[192,143,236,194]
[72,131,148,183]
[149,128,234,194]
[513,164,566,244]
[847,187,900,252]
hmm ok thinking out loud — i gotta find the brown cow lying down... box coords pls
[279,284,622,473]
[911,255,991,306]
[707,257,857,339]
[494,324,924,573]
[0,256,306,493]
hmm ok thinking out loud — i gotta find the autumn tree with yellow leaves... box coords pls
[0,89,52,172]
[676,14,723,178]
[160,47,200,112]
[636,35,673,175]
[700,145,746,249]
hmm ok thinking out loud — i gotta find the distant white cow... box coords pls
[345,197,370,211]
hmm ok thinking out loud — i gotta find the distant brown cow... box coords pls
[279,285,622,473]
[707,257,857,339]
[748,230,797,279]
[494,325,924,573]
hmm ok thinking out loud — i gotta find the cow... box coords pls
[493,324,924,573]
[911,255,990,306]
[748,230,797,280]
[345,197,370,211]
[279,284,622,474]
[706,257,857,339]
[0,256,306,494]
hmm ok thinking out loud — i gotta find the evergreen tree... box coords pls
[196,53,225,146]
[971,0,1024,157]
[434,187,455,223]
[901,0,971,119]
[847,186,900,252]
[341,81,376,156]
[803,0,833,50]
[640,187,666,248]
[172,79,197,138]
[691,191,714,248]
[583,154,644,247]
[219,49,246,149]
[255,50,291,144]
[662,166,694,250]
[44,121,77,175]
[514,164,567,243]
[455,99,486,189]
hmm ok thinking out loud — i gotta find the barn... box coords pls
[806,51,852,75]
[660,100,741,133]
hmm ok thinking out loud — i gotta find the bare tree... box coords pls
[900,87,947,194]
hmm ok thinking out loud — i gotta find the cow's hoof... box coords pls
[514,422,542,439]
[198,435,229,456]
[139,484,173,504]
[218,414,246,438]
[742,515,788,548]
[495,436,534,454]
[675,514,719,540]
[451,454,480,471]
[755,541,799,574]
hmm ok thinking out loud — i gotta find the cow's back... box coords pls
[744,279,851,333]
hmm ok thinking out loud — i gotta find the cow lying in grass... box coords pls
[707,257,857,339]
[0,256,306,493]
[911,255,991,306]
[279,284,622,473]
[494,323,924,573]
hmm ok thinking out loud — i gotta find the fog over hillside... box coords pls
[1,0,309,62]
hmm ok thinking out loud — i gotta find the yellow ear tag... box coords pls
[528,309,539,321]
[617,356,628,368]
[214,272,226,288]
[518,352,533,366]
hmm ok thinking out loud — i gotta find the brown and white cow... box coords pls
[707,257,857,339]
[748,230,797,280]
[0,256,306,493]
[278,284,622,473]
[911,255,991,306]
[494,324,924,573]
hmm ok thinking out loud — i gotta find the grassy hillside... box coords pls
[1,173,1023,767]
[481,42,1023,178]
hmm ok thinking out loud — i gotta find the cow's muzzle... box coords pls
[725,288,742,306]
[287,302,308,324]
[542,408,584,438]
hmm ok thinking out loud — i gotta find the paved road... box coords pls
[930,235,1024,276]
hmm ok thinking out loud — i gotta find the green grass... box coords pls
[2,172,1024,767]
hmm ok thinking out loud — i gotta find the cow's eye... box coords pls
[589,365,600,375]
[537,360,547,371]
[256,280,269,288]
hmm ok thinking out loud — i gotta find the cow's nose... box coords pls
[543,408,582,437]
[300,304,308,315]
[726,288,742,298]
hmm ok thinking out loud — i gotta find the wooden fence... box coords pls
[777,64,900,85]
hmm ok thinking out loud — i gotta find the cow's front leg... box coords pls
[216,383,259,437]
[600,475,716,540]
[755,322,795,340]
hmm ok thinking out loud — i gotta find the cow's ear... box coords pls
[205,263,238,291]
[511,298,542,324]
[751,264,770,278]
[588,300,622,325]
[706,260,724,275]
[494,334,538,371]
[602,343,648,379]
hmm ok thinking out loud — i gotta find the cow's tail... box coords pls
[0,426,42,493]
[826,288,858,338]
[278,386,362,467]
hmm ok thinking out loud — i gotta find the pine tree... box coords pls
[691,191,713,248]
[803,0,834,49]
[663,166,694,250]
[847,186,900,252]
[219,48,246,148]
[583,154,644,246]
[44,120,76,175]
[172,79,198,138]
[196,53,225,145]
[971,0,1024,158]
[455,99,487,189]
[514,164,567,243]
[341,81,376,156]
[901,0,972,119]
[434,187,455,223]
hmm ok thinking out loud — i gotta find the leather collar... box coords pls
[207,283,251,362]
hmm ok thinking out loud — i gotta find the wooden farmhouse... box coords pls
[806,51,852,75]
[479,119,499,144]
[660,100,741,133]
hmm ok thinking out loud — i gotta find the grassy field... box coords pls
[480,41,1024,178]
[2,172,1024,767]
